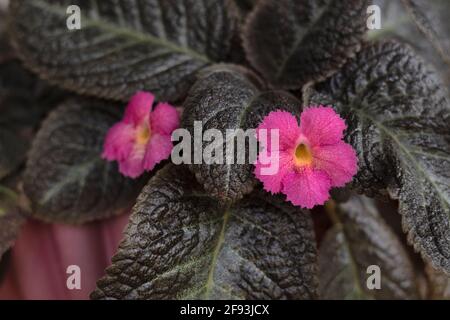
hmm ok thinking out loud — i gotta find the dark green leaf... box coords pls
[368,0,450,85]
[243,0,368,89]
[23,98,144,224]
[92,165,318,300]
[182,64,300,204]
[313,41,450,274]
[401,0,450,69]
[10,0,237,102]
[0,13,65,180]
[0,186,25,260]
[319,196,419,299]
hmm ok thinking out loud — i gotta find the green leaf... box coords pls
[319,196,420,299]
[182,64,300,204]
[313,40,450,274]
[92,165,318,300]
[242,0,368,89]
[10,0,237,102]
[23,98,145,224]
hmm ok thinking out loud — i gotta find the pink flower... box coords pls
[254,106,358,209]
[102,92,180,178]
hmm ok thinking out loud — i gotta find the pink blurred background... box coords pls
[0,213,130,300]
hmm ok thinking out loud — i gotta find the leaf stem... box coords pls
[324,199,341,226]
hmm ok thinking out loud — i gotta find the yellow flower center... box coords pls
[294,143,313,166]
[136,124,151,145]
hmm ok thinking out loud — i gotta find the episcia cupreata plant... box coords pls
[0,0,449,300]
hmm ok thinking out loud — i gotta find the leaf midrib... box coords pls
[29,0,212,63]
[203,210,230,299]
[351,105,450,213]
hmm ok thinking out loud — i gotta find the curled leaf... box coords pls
[10,0,237,102]
[92,165,318,300]
[313,40,450,274]
[319,196,420,299]
[23,99,145,224]
[243,0,368,89]
[182,64,301,204]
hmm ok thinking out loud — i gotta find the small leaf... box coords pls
[23,98,145,224]
[92,165,318,300]
[182,64,301,203]
[313,41,450,274]
[10,0,237,102]
[319,196,420,299]
[243,0,368,89]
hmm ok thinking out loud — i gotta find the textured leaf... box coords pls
[92,165,318,300]
[401,0,450,68]
[10,0,237,102]
[182,65,301,203]
[368,0,450,85]
[319,196,419,299]
[426,264,450,299]
[0,16,65,180]
[313,41,450,274]
[23,99,144,224]
[243,0,368,89]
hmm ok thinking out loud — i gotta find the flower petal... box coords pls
[254,150,294,194]
[312,141,358,187]
[143,134,173,171]
[300,106,346,146]
[150,102,180,135]
[282,169,331,209]
[256,110,300,151]
[118,145,146,178]
[123,91,154,125]
[102,122,135,161]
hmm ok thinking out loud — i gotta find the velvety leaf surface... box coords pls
[319,196,419,299]
[368,0,450,85]
[0,10,62,180]
[401,0,450,68]
[92,165,317,300]
[182,65,301,204]
[23,99,144,224]
[314,41,450,274]
[243,0,368,89]
[10,0,236,102]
